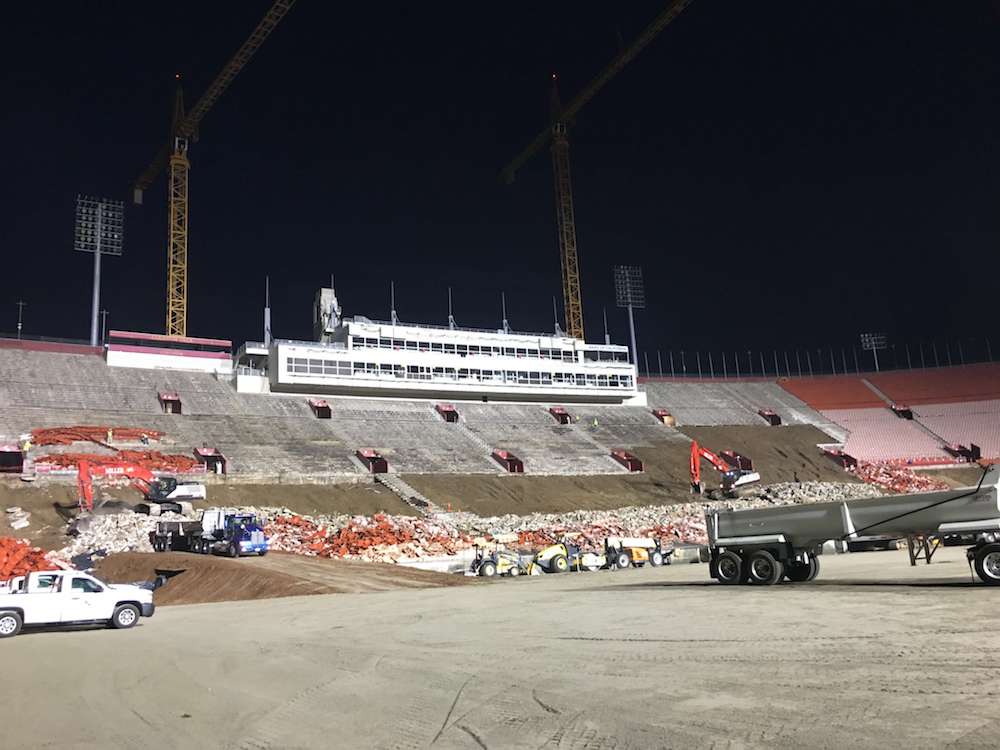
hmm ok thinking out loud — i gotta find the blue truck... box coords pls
[151,508,269,557]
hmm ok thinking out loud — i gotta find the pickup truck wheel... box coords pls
[0,611,22,638]
[715,551,743,585]
[111,604,139,629]
[747,550,784,586]
[973,544,1000,585]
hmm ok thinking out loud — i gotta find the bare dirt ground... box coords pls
[3,547,997,749]
[920,465,992,488]
[677,424,858,484]
[93,551,466,605]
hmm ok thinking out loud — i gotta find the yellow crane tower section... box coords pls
[134,0,296,337]
[501,0,695,342]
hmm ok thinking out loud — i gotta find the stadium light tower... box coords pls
[75,196,124,346]
[860,332,887,372]
[614,265,645,365]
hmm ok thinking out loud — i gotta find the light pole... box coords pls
[860,332,887,372]
[75,196,124,346]
[614,265,645,369]
[15,300,26,340]
[100,309,109,345]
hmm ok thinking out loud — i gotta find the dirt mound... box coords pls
[94,551,467,605]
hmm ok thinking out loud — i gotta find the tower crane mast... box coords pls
[134,0,296,337]
[501,0,695,342]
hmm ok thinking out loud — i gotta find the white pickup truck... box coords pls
[0,570,155,638]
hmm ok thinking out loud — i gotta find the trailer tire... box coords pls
[715,551,743,585]
[973,543,1000,585]
[111,604,139,629]
[0,610,22,638]
[785,555,819,583]
[747,550,783,586]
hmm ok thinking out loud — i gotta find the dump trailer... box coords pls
[151,509,268,557]
[705,464,1000,586]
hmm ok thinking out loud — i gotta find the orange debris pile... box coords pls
[266,514,473,563]
[31,426,164,447]
[0,538,63,579]
[35,450,200,473]
[851,463,950,494]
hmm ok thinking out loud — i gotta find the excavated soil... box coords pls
[405,427,855,515]
[677,424,858,484]
[918,465,993,488]
[94,551,468,605]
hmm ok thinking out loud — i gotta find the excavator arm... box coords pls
[76,462,158,512]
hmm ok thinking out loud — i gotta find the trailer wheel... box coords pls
[0,611,22,638]
[650,551,664,567]
[973,543,1000,585]
[785,555,818,583]
[715,551,743,585]
[747,550,783,586]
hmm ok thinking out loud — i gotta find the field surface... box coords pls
[3,547,997,749]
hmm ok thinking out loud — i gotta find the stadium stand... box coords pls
[913,400,1000,460]
[777,376,884,410]
[641,380,842,437]
[821,408,951,464]
[0,348,688,477]
[867,364,1000,405]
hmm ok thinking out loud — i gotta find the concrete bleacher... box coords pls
[458,403,629,475]
[0,348,691,478]
[913,400,1000,460]
[821,408,951,464]
[641,380,840,436]
[868,364,1000,405]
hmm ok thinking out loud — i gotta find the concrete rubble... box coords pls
[849,462,950,493]
[6,506,31,530]
[45,479,888,566]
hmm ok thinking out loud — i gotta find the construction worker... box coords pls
[106,428,113,444]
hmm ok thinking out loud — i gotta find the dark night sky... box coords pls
[2,1,999,361]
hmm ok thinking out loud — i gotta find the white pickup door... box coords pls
[20,574,125,625]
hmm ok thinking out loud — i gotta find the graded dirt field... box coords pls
[920,465,992,488]
[3,547,996,749]
[93,551,467,605]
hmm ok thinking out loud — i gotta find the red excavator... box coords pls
[689,440,761,497]
[77,460,206,515]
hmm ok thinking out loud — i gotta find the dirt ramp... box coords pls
[678,424,856,484]
[94,551,466,606]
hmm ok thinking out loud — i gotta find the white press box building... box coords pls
[235,286,644,405]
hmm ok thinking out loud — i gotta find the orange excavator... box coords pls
[77,460,206,515]
[690,440,761,497]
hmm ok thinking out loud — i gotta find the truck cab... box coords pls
[0,570,154,638]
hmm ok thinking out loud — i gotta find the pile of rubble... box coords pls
[36,449,200,472]
[0,537,65,578]
[6,506,30,531]
[56,511,188,560]
[266,513,473,563]
[850,463,950,494]
[31,426,164,447]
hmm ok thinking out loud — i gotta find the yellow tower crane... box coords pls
[133,0,296,337]
[500,0,694,341]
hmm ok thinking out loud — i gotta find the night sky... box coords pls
[3,1,998,366]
